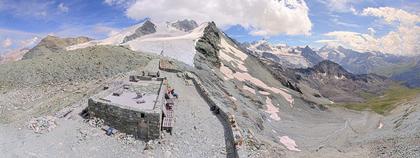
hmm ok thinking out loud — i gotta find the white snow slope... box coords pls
[67,20,208,66]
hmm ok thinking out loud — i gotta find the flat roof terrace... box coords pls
[95,79,164,112]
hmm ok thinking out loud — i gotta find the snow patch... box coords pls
[219,37,248,71]
[259,91,271,96]
[378,122,383,129]
[218,38,294,106]
[265,97,281,121]
[279,136,301,151]
[243,85,256,94]
[220,63,234,80]
[334,75,346,80]
[233,72,294,106]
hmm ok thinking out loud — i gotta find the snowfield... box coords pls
[67,21,207,66]
[125,23,207,66]
[66,22,145,50]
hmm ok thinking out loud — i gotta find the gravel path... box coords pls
[153,72,226,157]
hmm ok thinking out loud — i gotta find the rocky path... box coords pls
[152,72,226,157]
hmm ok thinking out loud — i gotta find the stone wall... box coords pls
[88,98,162,140]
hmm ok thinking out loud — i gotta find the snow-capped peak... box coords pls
[246,40,318,68]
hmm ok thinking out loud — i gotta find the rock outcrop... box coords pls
[170,19,198,32]
[195,22,222,67]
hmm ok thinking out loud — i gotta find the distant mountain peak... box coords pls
[122,20,157,43]
[312,60,349,76]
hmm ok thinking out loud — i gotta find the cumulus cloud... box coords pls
[2,38,13,48]
[362,7,420,25]
[121,0,312,36]
[58,3,69,13]
[320,7,420,56]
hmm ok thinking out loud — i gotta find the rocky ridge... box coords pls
[23,35,92,59]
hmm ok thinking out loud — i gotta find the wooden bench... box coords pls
[162,117,174,135]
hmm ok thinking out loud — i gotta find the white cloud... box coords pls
[320,7,420,56]
[367,27,375,36]
[332,18,360,28]
[362,7,420,25]
[2,38,13,48]
[318,0,362,13]
[104,0,135,7]
[20,37,40,48]
[58,3,69,13]
[315,39,339,43]
[122,0,312,36]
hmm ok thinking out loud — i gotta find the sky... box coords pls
[0,0,419,56]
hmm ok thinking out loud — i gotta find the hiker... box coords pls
[169,88,178,99]
[172,92,178,99]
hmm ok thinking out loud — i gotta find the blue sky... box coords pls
[0,0,419,55]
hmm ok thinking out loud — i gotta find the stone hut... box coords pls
[88,77,167,140]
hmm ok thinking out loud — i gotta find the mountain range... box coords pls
[1,19,419,157]
[244,40,323,68]
[244,40,419,87]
